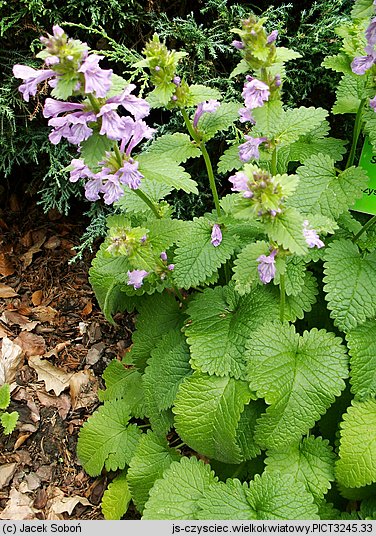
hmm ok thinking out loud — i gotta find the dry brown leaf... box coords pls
[0,323,12,339]
[0,463,17,490]
[0,337,24,385]
[31,290,43,306]
[14,331,46,357]
[19,473,41,493]
[81,300,93,316]
[45,485,91,516]
[0,486,38,520]
[36,391,71,419]
[70,369,98,410]
[0,283,18,298]
[44,236,61,250]
[32,306,58,324]
[0,253,15,277]
[44,340,70,358]
[1,310,39,331]
[13,387,40,423]
[20,235,46,269]
[13,433,32,450]
[28,356,74,395]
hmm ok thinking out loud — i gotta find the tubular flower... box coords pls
[127,269,149,290]
[238,136,267,162]
[257,249,278,284]
[13,65,56,102]
[303,221,325,249]
[78,54,113,98]
[193,100,220,128]
[242,77,270,110]
[211,224,223,247]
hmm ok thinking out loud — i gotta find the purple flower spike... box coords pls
[127,269,149,289]
[351,54,375,75]
[303,220,325,249]
[267,30,278,44]
[242,78,270,110]
[101,175,124,205]
[257,249,277,284]
[160,251,167,261]
[193,100,220,128]
[239,136,267,162]
[78,54,113,98]
[117,160,143,189]
[370,95,376,111]
[107,85,150,120]
[232,40,245,50]
[13,65,56,102]
[211,224,222,247]
[97,104,127,140]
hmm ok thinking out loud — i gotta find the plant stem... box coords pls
[134,188,161,219]
[181,108,222,217]
[346,98,365,169]
[87,93,101,114]
[231,461,246,479]
[172,284,185,303]
[271,147,278,176]
[352,214,376,243]
[279,273,286,322]
[114,143,123,167]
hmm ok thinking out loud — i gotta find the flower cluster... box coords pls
[351,18,376,76]
[232,16,278,70]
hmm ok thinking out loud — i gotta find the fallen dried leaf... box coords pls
[44,340,70,358]
[0,284,18,298]
[13,433,32,450]
[44,236,61,250]
[0,463,17,490]
[0,323,12,339]
[0,253,15,277]
[13,388,40,423]
[19,473,41,493]
[36,391,71,419]
[32,306,58,324]
[14,332,46,358]
[0,486,37,519]
[0,337,23,385]
[81,300,92,316]
[86,342,105,366]
[20,235,46,269]
[1,310,39,331]
[28,356,74,396]
[31,290,43,306]
[70,369,98,410]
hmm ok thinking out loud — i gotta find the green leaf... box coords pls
[137,153,198,194]
[274,256,306,296]
[230,59,249,79]
[0,411,18,435]
[105,74,128,99]
[127,431,181,513]
[185,285,278,379]
[265,436,336,500]
[0,383,10,410]
[147,218,188,252]
[323,239,376,332]
[347,320,376,398]
[145,133,201,164]
[51,74,78,100]
[116,179,172,215]
[147,82,176,107]
[99,361,145,418]
[282,271,319,322]
[77,400,142,476]
[173,218,237,289]
[101,472,131,520]
[363,108,376,152]
[332,75,366,114]
[173,372,252,464]
[142,457,218,520]
[131,292,183,371]
[80,131,114,169]
[232,241,270,295]
[198,473,319,520]
[351,0,374,20]
[143,330,192,411]
[217,144,243,174]
[322,53,353,75]
[235,400,265,461]
[246,321,348,449]
[360,497,376,519]
[187,84,222,105]
[265,207,308,255]
[336,399,376,488]
[289,154,368,220]
[252,101,284,139]
[198,102,240,142]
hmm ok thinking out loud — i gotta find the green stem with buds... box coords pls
[181,108,221,217]
[346,98,365,169]
[279,273,286,322]
[352,214,376,243]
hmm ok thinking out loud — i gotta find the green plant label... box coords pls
[352,137,376,215]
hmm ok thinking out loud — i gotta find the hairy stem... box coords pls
[134,188,161,219]
[346,99,365,169]
[352,214,376,243]
[114,143,123,167]
[172,284,185,303]
[279,273,286,322]
[87,93,101,114]
[271,147,278,176]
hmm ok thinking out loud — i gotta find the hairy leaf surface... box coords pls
[101,472,131,520]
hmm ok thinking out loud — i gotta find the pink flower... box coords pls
[116,160,143,189]
[107,85,150,120]
[97,104,127,140]
[238,136,267,162]
[211,224,222,247]
[267,30,278,44]
[43,98,84,118]
[127,269,149,289]
[193,100,220,128]
[242,77,270,110]
[101,175,124,205]
[78,54,113,98]
[69,159,93,182]
[229,171,253,198]
[13,65,56,102]
[303,221,324,249]
[257,249,277,284]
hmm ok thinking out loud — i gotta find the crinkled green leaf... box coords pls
[246,321,348,449]
[0,383,10,410]
[173,217,237,289]
[51,74,78,100]
[198,102,240,142]
[218,144,243,174]
[137,152,198,194]
[147,82,176,107]
[235,400,265,461]
[187,84,222,105]
[265,207,308,256]
[147,218,188,252]
[232,241,270,295]
[332,75,366,114]
[363,108,376,152]
[265,436,335,500]
[351,0,374,19]
[360,497,376,519]
[101,472,131,520]
[127,431,181,513]
[145,133,201,163]
[274,256,306,296]
[322,53,353,75]
[99,361,145,418]
[336,399,376,488]
[347,320,376,398]
[174,372,252,464]
[230,59,249,79]
[143,330,192,411]
[116,179,172,215]
[77,400,142,476]
[142,457,218,519]
[289,154,368,219]
[131,292,183,371]
[323,239,376,332]
[80,131,114,169]
[185,285,278,379]
[198,473,318,520]
[0,411,18,435]
[282,271,319,321]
